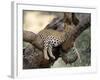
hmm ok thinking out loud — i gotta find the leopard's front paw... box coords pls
[51,55,55,59]
[44,55,50,60]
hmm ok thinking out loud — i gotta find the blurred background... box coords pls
[23,10,91,68]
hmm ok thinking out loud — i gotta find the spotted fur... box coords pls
[36,23,73,60]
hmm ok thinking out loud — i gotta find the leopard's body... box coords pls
[37,24,73,60]
[39,29,66,47]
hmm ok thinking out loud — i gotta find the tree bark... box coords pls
[23,30,36,43]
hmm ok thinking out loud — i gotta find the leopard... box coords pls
[32,13,81,62]
[36,23,75,60]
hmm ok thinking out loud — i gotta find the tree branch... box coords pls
[23,30,36,43]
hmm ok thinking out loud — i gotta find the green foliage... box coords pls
[74,27,91,66]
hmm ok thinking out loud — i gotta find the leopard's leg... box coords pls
[44,44,49,60]
[48,44,55,59]
[73,43,81,63]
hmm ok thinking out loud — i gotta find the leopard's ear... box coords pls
[72,13,79,26]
